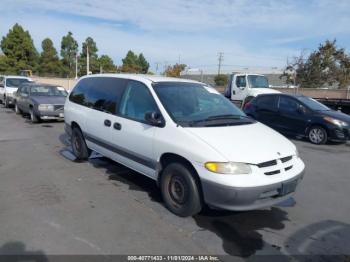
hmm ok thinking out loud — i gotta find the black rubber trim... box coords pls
[84,132,157,170]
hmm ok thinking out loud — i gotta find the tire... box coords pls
[71,127,91,161]
[4,97,9,108]
[29,108,40,123]
[15,103,22,115]
[160,162,202,217]
[308,126,328,144]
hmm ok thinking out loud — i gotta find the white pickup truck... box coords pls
[0,75,33,107]
[224,73,280,108]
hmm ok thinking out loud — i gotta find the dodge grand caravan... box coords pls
[64,74,305,217]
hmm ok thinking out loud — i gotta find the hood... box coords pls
[250,88,281,96]
[31,96,66,105]
[5,87,18,94]
[186,122,296,164]
[320,110,350,124]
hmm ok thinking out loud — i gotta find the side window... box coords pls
[87,78,127,114]
[0,77,4,87]
[279,97,299,113]
[119,81,159,122]
[69,79,90,106]
[236,76,246,88]
[257,95,278,111]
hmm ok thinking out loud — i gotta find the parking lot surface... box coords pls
[0,105,349,259]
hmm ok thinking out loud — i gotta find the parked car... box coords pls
[64,74,305,217]
[244,93,350,144]
[14,83,67,123]
[0,76,33,107]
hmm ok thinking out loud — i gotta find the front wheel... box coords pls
[4,97,9,108]
[29,108,40,123]
[308,126,328,144]
[71,127,91,161]
[160,163,202,217]
[15,103,22,115]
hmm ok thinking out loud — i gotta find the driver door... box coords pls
[232,75,247,102]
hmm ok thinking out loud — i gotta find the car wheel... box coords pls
[29,108,40,123]
[71,127,91,161]
[15,103,22,115]
[4,97,9,108]
[160,162,202,217]
[308,126,328,144]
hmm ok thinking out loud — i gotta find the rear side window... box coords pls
[256,95,278,110]
[279,96,299,112]
[69,77,127,114]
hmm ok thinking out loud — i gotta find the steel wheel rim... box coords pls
[169,176,186,205]
[309,128,324,144]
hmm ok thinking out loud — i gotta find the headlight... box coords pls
[38,104,54,111]
[324,116,347,127]
[205,162,251,174]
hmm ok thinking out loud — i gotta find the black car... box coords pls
[244,93,350,144]
[14,83,68,123]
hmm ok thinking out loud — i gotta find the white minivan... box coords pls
[64,74,305,217]
[0,75,33,107]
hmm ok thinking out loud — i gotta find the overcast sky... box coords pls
[1,0,350,73]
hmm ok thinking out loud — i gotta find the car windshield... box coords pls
[297,96,330,111]
[248,75,269,88]
[153,82,253,127]
[30,86,68,97]
[6,78,31,87]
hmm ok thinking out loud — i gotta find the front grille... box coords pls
[54,105,64,111]
[265,170,281,176]
[281,156,293,163]
[257,160,277,168]
[257,155,294,176]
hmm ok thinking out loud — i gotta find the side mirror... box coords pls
[145,112,164,127]
[297,105,306,114]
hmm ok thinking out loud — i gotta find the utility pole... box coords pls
[86,45,90,75]
[75,53,78,80]
[218,52,224,75]
[155,62,159,74]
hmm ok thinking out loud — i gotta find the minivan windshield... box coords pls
[297,96,330,111]
[248,75,269,88]
[6,78,31,87]
[30,86,68,97]
[153,82,254,127]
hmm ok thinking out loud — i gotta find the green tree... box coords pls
[292,40,350,88]
[0,23,39,73]
[120,50,140,73]
[214,74,228,86]
[0,54,10,74]
[164,63,186,77]
[98,55,116,73]
[39,38,62,76]
[138,53,149,73]
[60,32,78,77]
[79,37,99,76]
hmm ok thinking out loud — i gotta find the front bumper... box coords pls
[201,169,304,211]
[328,126,350,141]
[36,110,64,120]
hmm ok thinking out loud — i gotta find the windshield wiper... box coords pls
[187,114,251,126]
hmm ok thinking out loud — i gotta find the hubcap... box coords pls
[309,128,324,144]
[169,176,186,205]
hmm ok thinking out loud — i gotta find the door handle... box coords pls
[113,122,122,130]
[104,119,111,127]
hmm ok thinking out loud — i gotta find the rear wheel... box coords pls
[160,162,202,217]
[29,108,40,123]
[308,126,328,144]
[71,127,91,161]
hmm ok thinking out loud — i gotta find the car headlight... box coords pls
[324,116,347,127]
[38,104,54,111]
[205,162,251,174]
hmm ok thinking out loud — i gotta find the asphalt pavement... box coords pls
[0,105,349,260]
